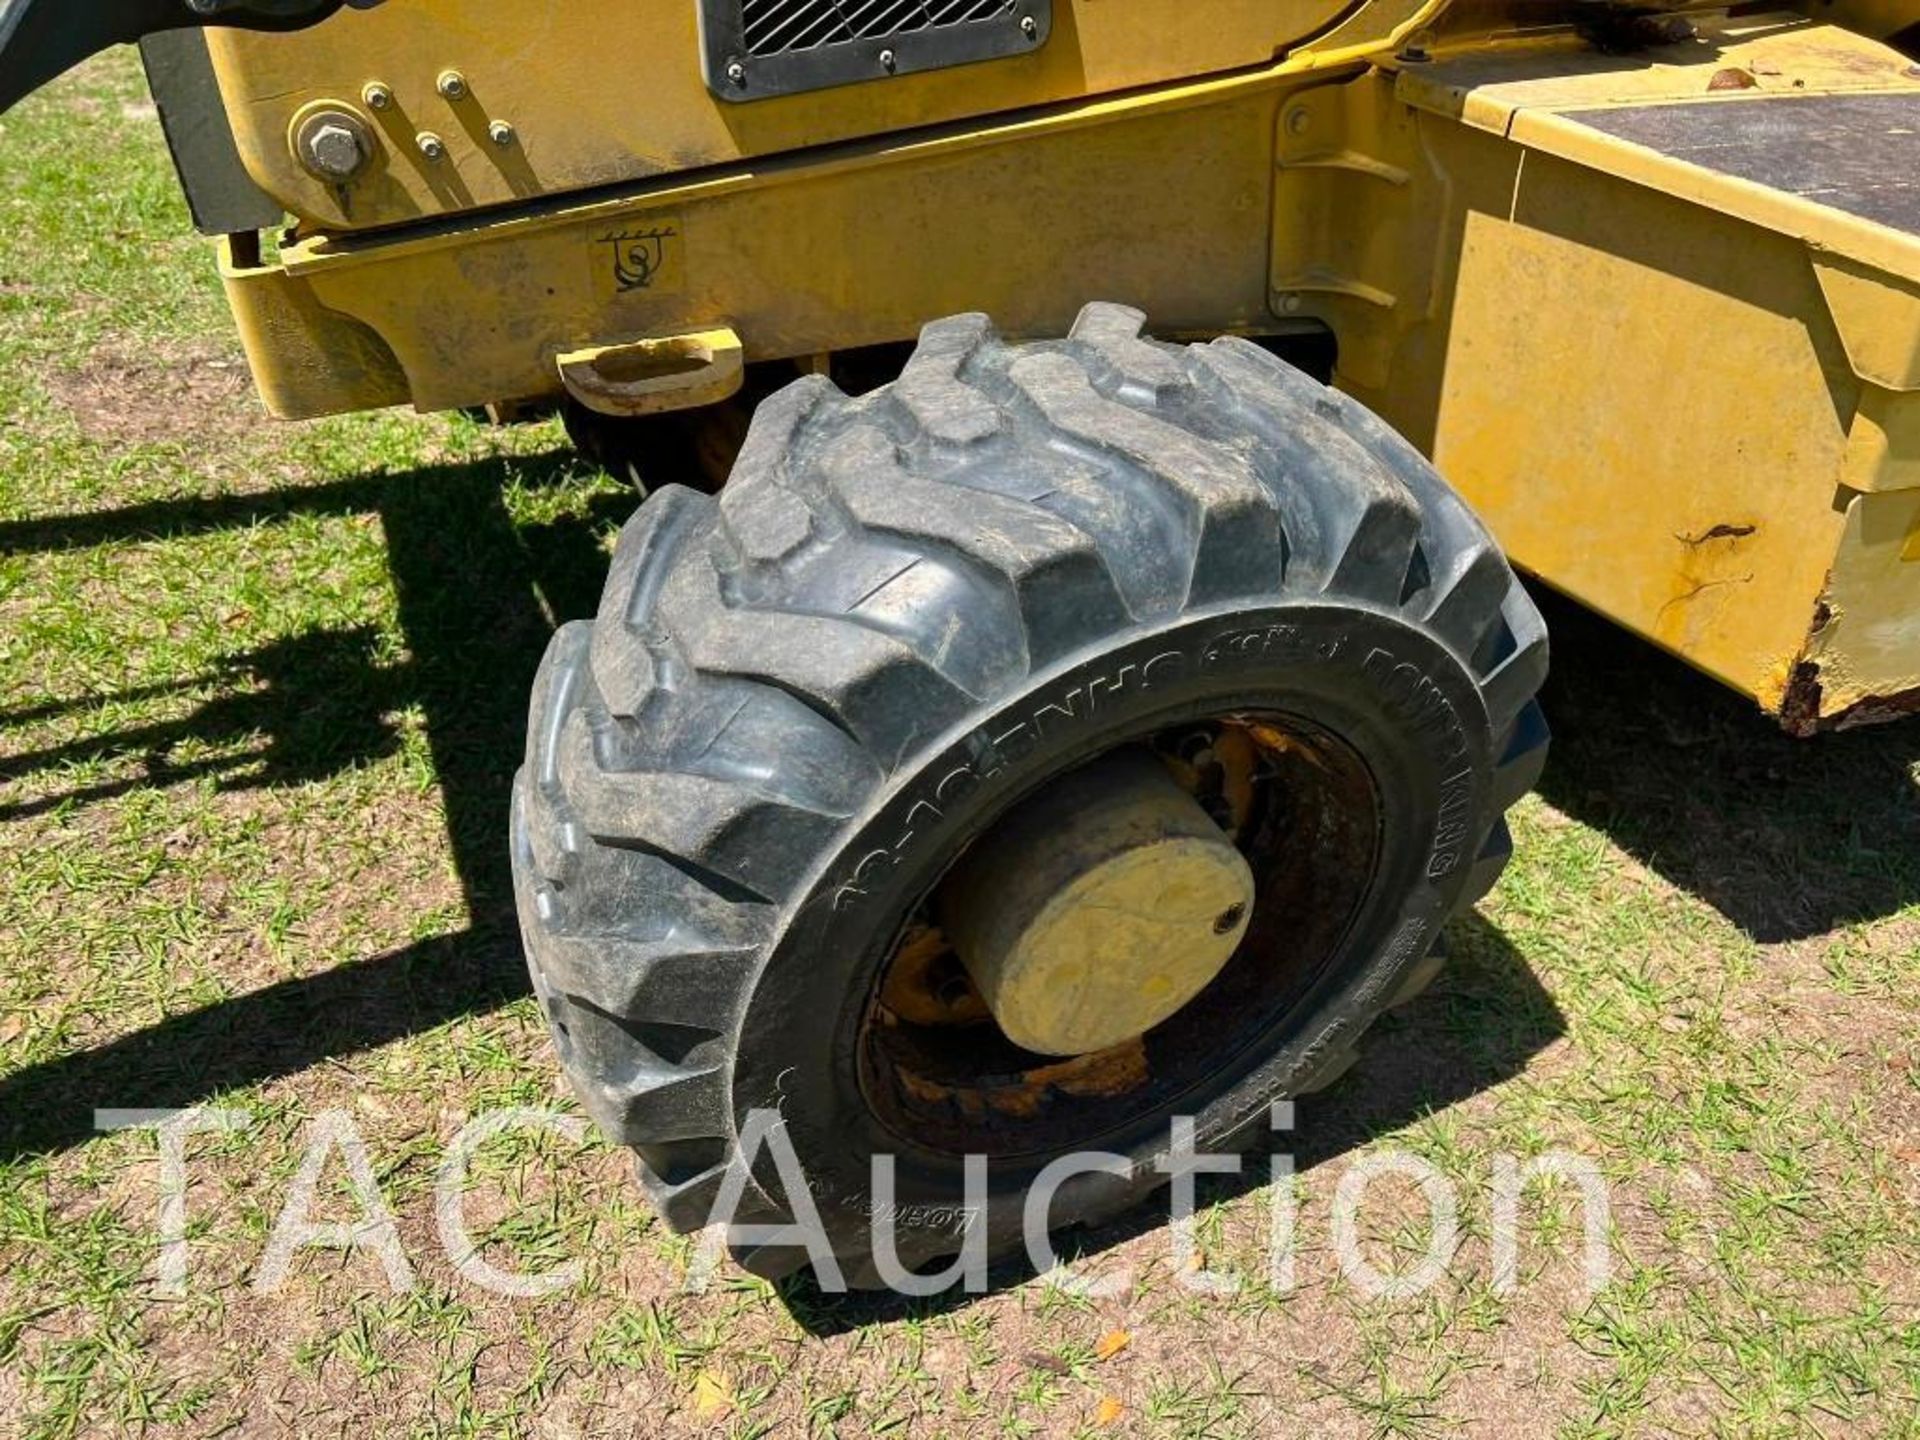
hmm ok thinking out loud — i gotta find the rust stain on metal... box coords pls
[1779,663,1920,734]
[984,1039,1152,1117]
[877,921,987,1027]
[1779,597,1834,737]
[1823,685,1920,730]
[1676,522,1757,546]
[1779,659,1824,737]
[1658,521,1759,639]
[1211,724,1259,836]
[1034,1039,1150,1100]
[1781,585,1920,732]
[1656,572,1753,625]
[891,1038,1150,1120]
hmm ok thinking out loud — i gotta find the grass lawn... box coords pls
[2,51,1917,1440]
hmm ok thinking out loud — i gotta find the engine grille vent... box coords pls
[742,1,1011,57]
[701,0,1049,101]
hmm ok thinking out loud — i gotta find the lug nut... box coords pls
[436,69,468,101]
[416,131,447,162]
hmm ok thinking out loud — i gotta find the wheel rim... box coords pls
[855,711,1382,1161]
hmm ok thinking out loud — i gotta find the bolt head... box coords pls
[416,131,447,162]
[295,111,372,182]
[362,82,393,111]
[726,60,747,85]
[1020,14,1037,38]
[1279,294,1303,314]
[436,70,468,101]
[488,120,516,148]
[307,123,364,177]
[879,48,897,71]
[1286,107,1311,135]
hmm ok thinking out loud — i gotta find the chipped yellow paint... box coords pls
[1806,487,1920,717]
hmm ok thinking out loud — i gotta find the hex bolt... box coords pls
[436,70,468,102]
[726,60,747,87]
[488,120,516,148]
[295,110,371,182]
[1286,107,1311,135]
[1278,293,1303,314]
[879,48,897,72]
[362,81,393,112]
[416,131,447,162]
[306,124,363,178]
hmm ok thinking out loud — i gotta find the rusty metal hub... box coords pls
[856,713,1381,1161]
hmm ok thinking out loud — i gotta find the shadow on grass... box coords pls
[0,447,629,1160]
[1529,589,1920,944]
[0,627,405,821]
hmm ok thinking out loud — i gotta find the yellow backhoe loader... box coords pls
[5,0,1915,1282]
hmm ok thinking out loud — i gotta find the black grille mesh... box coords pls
[740,0,1013,57]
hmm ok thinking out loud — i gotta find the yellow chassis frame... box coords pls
[213,7,1920,730]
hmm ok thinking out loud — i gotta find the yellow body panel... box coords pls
[1269,14,1920,726]
[206,0,1376,232]
[230,72,1294,410]
[1430,171,1858,712]
[205,4,1920,728]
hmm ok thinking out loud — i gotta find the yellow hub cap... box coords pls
[937,749,1255,1057]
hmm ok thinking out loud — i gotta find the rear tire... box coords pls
[512,304,1548,1283]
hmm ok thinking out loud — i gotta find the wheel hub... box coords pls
[936,749,1255,1056]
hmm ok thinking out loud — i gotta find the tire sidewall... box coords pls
[732,601,1494,1256]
